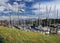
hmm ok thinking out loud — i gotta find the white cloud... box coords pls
[16,0,34,2]
[0,0,25,13]
[7,2,25,12]
[0,15,38,20]
[0,6,5,12]
[15,0,22,1]
[12,2,19,12]
[32,1,60,18]
[19,3,25,8]
[0,0,9,5]
[0,0,9,12]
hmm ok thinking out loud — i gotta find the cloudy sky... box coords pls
[0,0,60,20]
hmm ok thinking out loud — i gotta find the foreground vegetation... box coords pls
[0,26,60,43]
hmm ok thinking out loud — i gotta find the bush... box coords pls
[0,35,4,43]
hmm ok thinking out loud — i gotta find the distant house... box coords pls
[0,20,8,27]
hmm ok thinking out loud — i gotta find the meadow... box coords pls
[0,26,60,43]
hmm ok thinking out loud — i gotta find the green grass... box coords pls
[0,26,60,43]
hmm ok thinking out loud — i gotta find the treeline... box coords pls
[0,19,60,27]
[24,19,60,26]
[42,19,60,26]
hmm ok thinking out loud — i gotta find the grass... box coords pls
[0,26,60,43]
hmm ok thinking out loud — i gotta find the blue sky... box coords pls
[0,0,60,20]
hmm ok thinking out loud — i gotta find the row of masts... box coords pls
[7,1,59,28]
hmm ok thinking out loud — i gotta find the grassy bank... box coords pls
[0,26,60,43]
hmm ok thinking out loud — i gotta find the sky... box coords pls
[0,0,60,20]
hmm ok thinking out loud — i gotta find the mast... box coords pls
[8,7,11,27]
[16,0,25,26]
[46,6,48,26]
[7,3,11,27]
[13,2,18,26]
[54,6,56,25]
[32,16,33,26]
[57,9,58,24]
[39,2,41,26]
[23,2,25,26]
[49,7,51,26]
[16,0,20,26]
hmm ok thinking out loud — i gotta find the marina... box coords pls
[0,0,60,35]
